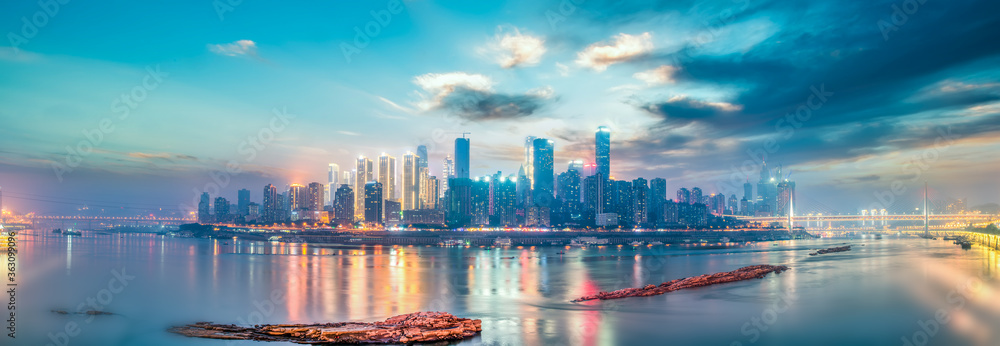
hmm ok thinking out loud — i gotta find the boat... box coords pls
[720,237,730,243]
[630,241,643,246]
[64,229,82,236]
[874,234,882,239]
[648,241,664,246]
[268,236,281,242]
[960,241,973,249]
[493,237,512,247]
[52,229,63,234]
[570,237,609,247]
[439,239,466,247]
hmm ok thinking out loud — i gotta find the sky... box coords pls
[0,0,999,216]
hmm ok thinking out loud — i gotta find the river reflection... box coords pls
[12,231,1000,345]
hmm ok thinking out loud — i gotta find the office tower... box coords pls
[327,163,340,205]
[333,184,354,225]
[364,181,383,224]
[198,192,211,223]
[237,189,250,216]
[595,126,611,177]
[677,188,690,204]
[402,152,419,210]
[513,165,529,209]
[557,169,581,218]
[756,161,776,215]
[214,197,230,222]
[446,177,472,227]
[493,175,517,226]
[615,180,634,227]
[743,180,753,202]
[384,200,402,226]
[532,138,555,206]
[583,174,600,213]
[355,156,374,220]
[524,136,537,188]
[344,170,355,187]
[416,145,428,169]
[455,137,470,179]
[728,194,738,215]
[442,155,455,198]
[740,198,751,216]
[289,184,307,211]
[263,184,277,223]
[663,200,679,224]
[471,177,490,226]
[420,174,439,210]
[247,202,260,222]
[276,193,288,222]
[567,159,584,175]
[308,182,324,212]
[632,178,648,226]
[776,178,796,217]
[709,194,725,215]
[377,153,397,200]
[583,162,597,177]
[691,187,703,205]
[649,178,666,224]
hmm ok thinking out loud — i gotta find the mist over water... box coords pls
[15,231,1000,346]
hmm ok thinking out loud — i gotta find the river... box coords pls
[12,230,1000,345]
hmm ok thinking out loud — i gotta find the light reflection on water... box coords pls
[10,231,1000,345]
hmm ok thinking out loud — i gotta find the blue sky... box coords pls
[1,0,999,216]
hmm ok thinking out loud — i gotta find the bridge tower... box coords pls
[923,182,929,236]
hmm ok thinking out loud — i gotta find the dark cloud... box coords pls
[438,86,556,121]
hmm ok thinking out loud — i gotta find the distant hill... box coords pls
[973,203,1000,214]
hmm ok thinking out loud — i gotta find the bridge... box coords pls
[22,215,196,229]
[733,214,994,223]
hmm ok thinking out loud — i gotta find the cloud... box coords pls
[208,40,259,58]
[127,152,200,162]
[634,65,678,85]
[338,131,360,136]
[412,72,556,120]
[576,32,653,71]
[481,26,547,68]
[637,95,742,124]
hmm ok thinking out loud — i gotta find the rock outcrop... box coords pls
[810,245,851,256]
[572,265,789,302]
[169,311,481,344]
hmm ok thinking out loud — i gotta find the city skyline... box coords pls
[1,0,999,215]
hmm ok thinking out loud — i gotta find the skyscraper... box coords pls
[308,182,324,212]
[595,126,611,177]
[214,197,230,222]
[378,153,397,200]
[327,163,340,206]
[471,177,490,226]
[776,178,796,217]
[198,192,211,223]
[524,136,537,188]
[237,188,250,216]
[416,145,428,170]
[420,174,439,209]
[455,137,470,179]
[632,178,648,226]
[649,178,666,224]
[402,152,419,210]
[691,187,703,205]
[677,188,690,204]
[442,155,455,198]
[263,184,277,223]
[355,156,374,220]
[333,184,354,225]
[531,138,555,206]
[364,181,383,225]
[289,184,306,212]
[493,175,517,226]
[568,159,584,175]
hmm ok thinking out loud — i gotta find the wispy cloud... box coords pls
[338,130,361,136]
[634,65,678,85]
[480,26,547,68]
[208,40,260,58]
[412,72,556,120]
[576,32,653,72]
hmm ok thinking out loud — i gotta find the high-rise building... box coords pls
[524,136,537,188]
[416,145,428,169]
[214,197,230,222]
[446,177,472,227]
[691,187,703,205]
[632,178,648,226]
[333,184,354,225]
[743,180,753,202]
[263,184,277,223]
[455,137,470,179]
[532,138,555,207]
[378,153,397,200]
[420,174,439,209]
[595,126,611,177]
[557,169,581,218]
[308,182,324,212]
[516,165,530,208]
[493,175,517,227]
[364,181,383,225]
[583,162,597,177]
[677,188,690,204]
[198,192,211,223]
[327,163,340,206]
[442,155,455,198]
[615,180,634,227]
[649,178,666,224]
[344,170,355,187]
[289,184,306,212]
[776,179,796,217]
[471,177,490,226]
[355,156,374,220]
[237,189,250,216]
[402,152,419,210]
[384,200,402,226]
[728,194,739,215]
[756,161,777,215]
[568,160,584,175]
